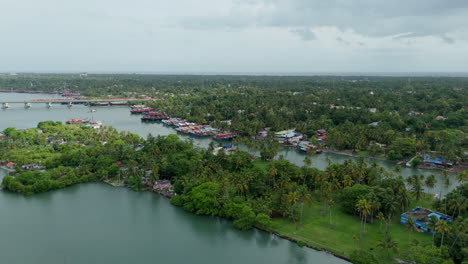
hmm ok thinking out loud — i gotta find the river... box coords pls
[0,169,347,264]
[0,93,351,264]
[0,93,459,195]
[0,92,460,264]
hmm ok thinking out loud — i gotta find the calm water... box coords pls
[0,92,460,263]
[0,93,458,195]
[0,170,346,264]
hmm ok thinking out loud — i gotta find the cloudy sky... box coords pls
[1,0,468,73]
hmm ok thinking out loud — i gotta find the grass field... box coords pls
[271,195,434,263]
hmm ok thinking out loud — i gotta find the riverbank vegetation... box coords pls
[1,122,466,263]
[1,74,467,169]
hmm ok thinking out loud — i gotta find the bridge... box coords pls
[1,98,155,108]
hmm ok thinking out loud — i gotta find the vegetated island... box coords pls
[1,121,466,264]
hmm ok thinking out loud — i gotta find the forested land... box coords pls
[1,74,466,163]
[0,121,466,263]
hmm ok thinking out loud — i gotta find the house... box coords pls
[435,115,446,120]
[400,207,452,233]
[5,162,16,169]
[408,111,424,116]
[423,152,453,167]
[21,163,44,170]
[368,108,377,113]
[153,180,175,197]
[255,131,268,139]
[368,121,380,127]
[317,129,327,143]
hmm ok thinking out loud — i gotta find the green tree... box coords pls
[233,205,256,230]
[406,244,454,264]
[377,232,398,257]
[405,217,418,244]
[435,219,450,251]
[349,249,379,264]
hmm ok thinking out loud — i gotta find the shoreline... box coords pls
[320,148,465,173]
[0,90,58,94]
[100,178,352,261]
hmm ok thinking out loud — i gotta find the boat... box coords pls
[109,101,128,106]
[131,104,147,109]
[131,107,153,114]
[2,103,9,109]
[87,120,102,129]
[89,102,109,106]
[24,102,32,108]
[297,141,322,154]
[215,132,236,141]
[66,118,90,125]
[141,111,169,122]
[89,109,97,113]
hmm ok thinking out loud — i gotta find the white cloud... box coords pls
[0,0,467,72]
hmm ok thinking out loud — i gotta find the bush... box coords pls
[410,158,422,167]
[349,249,379,264]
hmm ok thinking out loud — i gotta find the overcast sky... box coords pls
[1,0,468,73]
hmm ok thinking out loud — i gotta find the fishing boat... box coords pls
[131,104,147,109]
[109,101,128,106]
[24,102,32,108]
[215,132,236,141]
[87,120,102,129]
[66,118,90,125]
[89,102,109,106]
[141,112,170,122]
[2,103,9,109]
[131,107,153,114]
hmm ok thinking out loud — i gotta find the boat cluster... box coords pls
[65,118,103,129]
[130,105,236,141]
[254,129,326,154]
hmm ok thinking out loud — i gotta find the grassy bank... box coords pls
[270,195,434,263]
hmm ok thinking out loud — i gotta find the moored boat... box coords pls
[66,118,90,125]
[215,132,236,141]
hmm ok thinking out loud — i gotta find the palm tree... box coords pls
[376,212,385,231]
[356,199,372,235]
[407,174,425,200]
[393,165,402,174]
[448,194,467,217]
[426,215,439,246]
[405,217,417,244]
[425,174,437,190]
[450,217,467,251]
[303,155,312,168]
[378,232,398,257]
[342,175,354,187]
[456,170,467,183]
[435,219,450,251]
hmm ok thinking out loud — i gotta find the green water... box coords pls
[0,93,458,195]
[0,169,347,264]
[0,92,459,263]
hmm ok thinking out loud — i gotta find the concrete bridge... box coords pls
[1,98,154,108]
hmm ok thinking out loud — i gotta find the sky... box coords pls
[1,0,468,73]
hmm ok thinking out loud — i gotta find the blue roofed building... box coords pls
[400,207,452,233]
